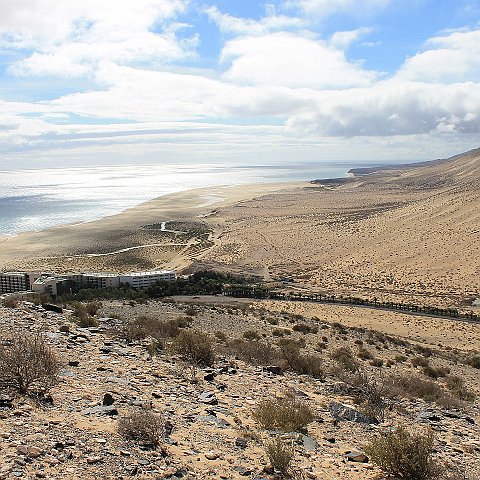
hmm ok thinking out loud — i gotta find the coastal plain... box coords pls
[1,148,479,311]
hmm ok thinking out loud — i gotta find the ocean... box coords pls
[0,161,391,236]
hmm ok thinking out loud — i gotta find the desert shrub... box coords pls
[354,339,363,345]
[272,328,287,337]
[85,301,102,316]
[76,315,99,328]
[336,368,391,421]
[266,317,279,325]
[214,331,227,342]
[265,437,294,475]
[0,333,60,395]
[279,339,324,379]
[365,426,437,480]
[117,410,165,449]
[2,296,20,308]
[370,358,384,367]
[411,356,430,368]
[292,323,318,334]
[395,354,408,363]
[117,316,184,342]
[184,307,198,316]
[357,347,374,360]
[465,355,480,369]
[391,374,458,406]
[330,346,359,373]
[414,345,433,357]
[172,329,215,367]
[422,365,450,379]
[315,341,327,351]
[445,375,476,401]
[227,339,277,366]
[253,394,314,432]
[243,330,261,341]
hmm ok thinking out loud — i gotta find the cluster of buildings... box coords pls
[0,270,176,295]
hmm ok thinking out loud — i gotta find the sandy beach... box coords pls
[1,148,479,310]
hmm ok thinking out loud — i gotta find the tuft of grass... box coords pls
[265,437,294,475]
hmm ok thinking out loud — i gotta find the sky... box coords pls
[1,0,480,169]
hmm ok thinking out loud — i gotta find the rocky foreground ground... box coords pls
[0,297,479,480]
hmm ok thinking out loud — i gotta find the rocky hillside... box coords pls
[0,296,479,479]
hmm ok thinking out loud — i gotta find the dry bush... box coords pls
[0,333,60,395]
[172,329,215,367]
[2,296,20,308]
[330,346,359,373]
[253,394,314,432]
[292,323,318,334]
[466,355,480,369]
[445,375,476,402]
[265,437,295,476]
[243,330,262,341]
[411,356,430,368]
[117,316,187,342]
[390,374,460,407]
[365,426,438,480]
[184,306,198,316]
[227,338,277,366]
[357,347,374,360]
[423,365,450,379]
[279,339,325,379]
[117,410,165,449]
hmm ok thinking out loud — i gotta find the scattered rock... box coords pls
[329,402,378,425]
[198,391,218,405]
[346,451,369,463]
[82,405,118,416]
[264,365,283,375]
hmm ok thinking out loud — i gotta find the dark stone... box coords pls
[264,365,283,375]
[68,360,80,367]
[165,421,174,436]
[235,437,248,449]
[59,325,70,333]
[82,405,118,416]
[329,402,378,425]
[102,393,114,406]
[42,303,63,313]
[233,466,252,476]
[204,372,215,382]
[417,411,442,423]
[0,397,14,408]
[99,346,112,354]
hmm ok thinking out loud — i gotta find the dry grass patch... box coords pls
[117,410,166,449]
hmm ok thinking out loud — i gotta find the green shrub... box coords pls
[117,410,165,449]
[265,437,294,475]
[172,329,215,367]
[253,394,314,433]
[365,426,437,480]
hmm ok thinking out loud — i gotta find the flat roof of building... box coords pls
[122,270,175,277]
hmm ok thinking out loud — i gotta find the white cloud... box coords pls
[283,0,391,18]
[220,32,377,89]
[0,0,193,77]
[204,5,305,36]
[329,27,374,49]
[397,29,480,83]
